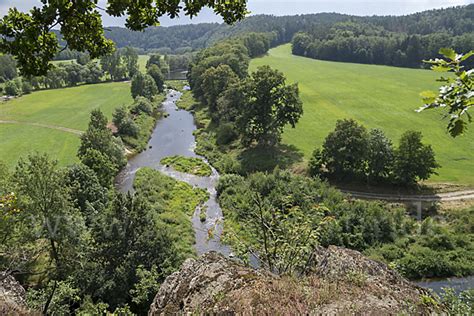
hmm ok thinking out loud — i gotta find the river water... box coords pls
[116,89,472,294]
[415,275,474,295]
[116,89,231,256]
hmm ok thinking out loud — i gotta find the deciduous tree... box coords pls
[393,130,439,186]
[321,119,369,179]
[0,1,247,76]
[237,66,303,146]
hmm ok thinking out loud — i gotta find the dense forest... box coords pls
[292,5,474,67]
[91,5,474,70]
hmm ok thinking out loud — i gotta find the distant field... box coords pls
[250,44,474,186]
[52,56,149,72]
[138,55,149,73]
[0,82,132,168]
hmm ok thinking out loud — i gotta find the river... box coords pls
[116,89,472,294]
[116,89,231,256]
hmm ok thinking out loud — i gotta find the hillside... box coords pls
[0,82,132,167]
[101,5,473,55]
[250,45,474,186]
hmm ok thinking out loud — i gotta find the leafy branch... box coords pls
[418,48,474,137]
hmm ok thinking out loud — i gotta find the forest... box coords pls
[292,5,474,68]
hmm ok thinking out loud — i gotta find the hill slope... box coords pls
[250,44,474,186]
[0,82,132,167]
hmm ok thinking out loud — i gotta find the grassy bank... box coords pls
[134,167,209,258]
[161,155,212,176]
[250,44,474,186]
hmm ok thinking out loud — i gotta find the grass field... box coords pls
[138,55,149,73]
[250,44,474,186]
[0,82,132,168]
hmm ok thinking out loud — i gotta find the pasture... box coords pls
[250,45,474,186]
[0,82,132,167]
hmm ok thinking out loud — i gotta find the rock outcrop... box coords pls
[149,246,440,315]
[0,272,30,315]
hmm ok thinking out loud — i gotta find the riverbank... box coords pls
[177,84,474,294]
[116,88,231,257]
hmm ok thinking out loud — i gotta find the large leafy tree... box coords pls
[393,131,439,186]
[237,66,303,146]
[201,64,239,117]
[0,0,248,76]
[78,109,125,186]
[321,119,369,179]
[146,64,165,93]
[121,46,139,79]
[131,72,158,100]
[366,128,394,183]
[12,154,89,283]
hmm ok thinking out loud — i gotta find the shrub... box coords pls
[21,80,33,94]
[132,97,154,115]
[216,123,238,145]
[4,80,19,96]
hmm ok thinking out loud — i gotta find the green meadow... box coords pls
[0,82,132,167]
[250,44,474,186]
[138,55,150,72]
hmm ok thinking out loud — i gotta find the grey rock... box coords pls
[149,247,441,315]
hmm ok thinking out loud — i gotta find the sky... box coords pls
[0,0,472,27]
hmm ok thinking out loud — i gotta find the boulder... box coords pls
[149,247,441,315]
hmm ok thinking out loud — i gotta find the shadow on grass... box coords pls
[238,144,304,175]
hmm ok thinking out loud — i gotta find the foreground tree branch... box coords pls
[0,0,248,76]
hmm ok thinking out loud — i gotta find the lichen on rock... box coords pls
[0,272,31,315]
[149,247,442,315]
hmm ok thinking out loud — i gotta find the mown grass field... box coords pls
[0,82,132,168]
[138,55,150,73]
[250,44,474,186]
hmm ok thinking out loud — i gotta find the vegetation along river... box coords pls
[116,89,231,257]
[116,89,472,294]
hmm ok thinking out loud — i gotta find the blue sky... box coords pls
[0,0,472,26]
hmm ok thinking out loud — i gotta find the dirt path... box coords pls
[342,189,474,202]
[0,120,83,135]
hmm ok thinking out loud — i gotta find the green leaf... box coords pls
[420,91,437,103]
[439,48,456,61]
[432,65,451,72]
[460,50,474,62]
[449,119,466,137]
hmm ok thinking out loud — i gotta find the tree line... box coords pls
[309,119,439,187]
[1,47,139,97]
[1,47,193,98]
[188,33,303,148]
[292,5,474,68]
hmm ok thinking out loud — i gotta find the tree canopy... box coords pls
[0,0,248,76]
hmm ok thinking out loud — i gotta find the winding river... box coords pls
[116,89,231,256]
[116,89,472,294]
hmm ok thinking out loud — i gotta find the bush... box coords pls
[21,80,33,94]
[216,174,245,195]
[4,80,19,96]
[216,123,238,145]
[132,97,154,115]
[308,148,325,177]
